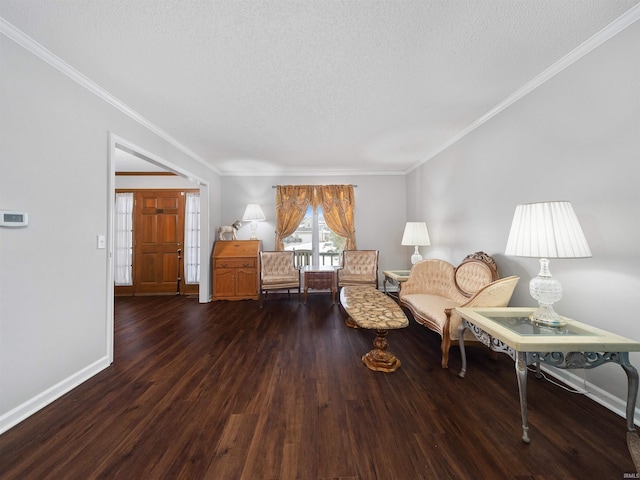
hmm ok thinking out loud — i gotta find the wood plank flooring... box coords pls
[0,294,637,479]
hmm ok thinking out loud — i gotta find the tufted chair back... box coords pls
[400,259,465,303]
[261,251,298,281]
[454,252,499,297]
[337,250,379,289]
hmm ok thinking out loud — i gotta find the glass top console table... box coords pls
[455,307,640,444]
[382,270,411,298]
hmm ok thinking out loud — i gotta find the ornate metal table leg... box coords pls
[619,352,639,433]
[534,358,542,379]
[515,351,530,443]
[458,322,468,378]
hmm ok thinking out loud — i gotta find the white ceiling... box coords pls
[2,1,639,175]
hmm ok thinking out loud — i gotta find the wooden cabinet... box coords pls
[212,240,261,300]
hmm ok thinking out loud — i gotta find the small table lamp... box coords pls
[505,201,591,327]
[401,222,431,265]
[242,204,266,240]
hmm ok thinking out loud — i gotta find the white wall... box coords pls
[407,21,640,423]
[219,175,408,278]
[115,175,200,190]
[0,35,221,432]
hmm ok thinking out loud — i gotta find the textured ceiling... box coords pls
[1,0,639,175]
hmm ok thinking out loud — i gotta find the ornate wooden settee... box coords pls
[399,252,519,368]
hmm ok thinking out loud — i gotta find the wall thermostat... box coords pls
[0,211,29,227]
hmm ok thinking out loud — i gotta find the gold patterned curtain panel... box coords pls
[275,185,313,250]
[275,184,356,251]
[317,184,356,250]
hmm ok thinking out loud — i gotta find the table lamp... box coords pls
[242,203,266,240]
[505,201,591,327]
[401,222,431,265]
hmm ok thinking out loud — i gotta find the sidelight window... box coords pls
[114,192,134,285]
[184,192,200,284]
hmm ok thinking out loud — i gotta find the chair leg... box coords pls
[260,290,266,308]
[441,336,451,369]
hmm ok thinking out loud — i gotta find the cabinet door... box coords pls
[213,269,236,298]
[236,269,257,297]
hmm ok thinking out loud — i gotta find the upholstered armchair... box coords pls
[399,252,519,368]
[259,251,301,307]
[337,250,379,289]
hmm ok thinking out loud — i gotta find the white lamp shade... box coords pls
[401,222,431,247]
[505,201,591,258]
[242,204,266,222]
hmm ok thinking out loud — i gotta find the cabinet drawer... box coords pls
[305,272,334,289]
[214,258,256,269]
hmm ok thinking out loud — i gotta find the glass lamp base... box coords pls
[529,304,567,327]
[249,221,258,240]
[529,258,566,327]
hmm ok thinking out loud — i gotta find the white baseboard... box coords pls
[0,356,111,435]
[540,365,640,427]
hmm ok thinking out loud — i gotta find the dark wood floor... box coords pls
[1,294,637,479]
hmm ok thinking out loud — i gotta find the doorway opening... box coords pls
[107,133,211,362]
[114,189,200,296]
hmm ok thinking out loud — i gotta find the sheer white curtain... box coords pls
[114,192,133,286]
[184,192,200,284]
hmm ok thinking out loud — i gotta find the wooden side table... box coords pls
[302,265,337,304]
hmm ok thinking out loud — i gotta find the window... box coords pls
[184,192,200,284]
[114,192,134,286]
[284,205,345,267]
[275,184,356,264]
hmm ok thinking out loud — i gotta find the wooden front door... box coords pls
[134,190,184,295]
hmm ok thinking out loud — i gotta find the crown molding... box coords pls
[406,3,640,174]
[115,171,177,176]
[0,17,220,176]
[220,169,407,177]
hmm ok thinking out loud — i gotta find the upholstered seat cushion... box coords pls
[262,275,299,287]
[401,293,485,342]
[400,293,456,332]
[337,273,375,285]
